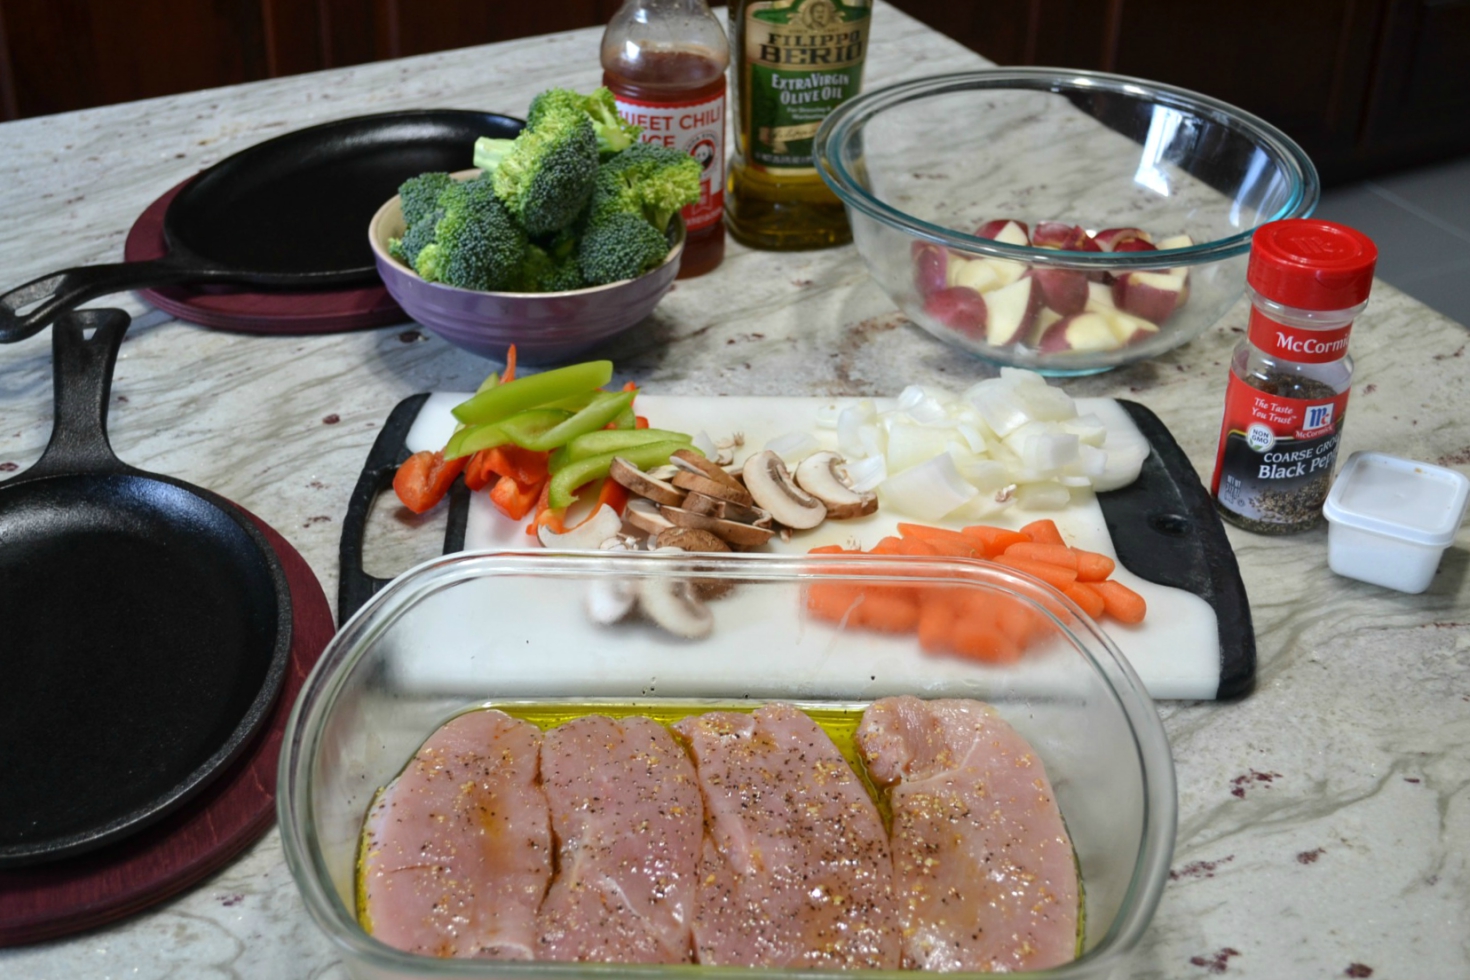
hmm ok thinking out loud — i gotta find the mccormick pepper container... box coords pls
[1211,219,1378,534]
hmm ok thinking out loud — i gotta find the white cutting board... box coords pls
[403,394,1220,700]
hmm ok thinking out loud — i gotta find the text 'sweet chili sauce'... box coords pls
[603,0,730,279]
[1212,219,1378,534]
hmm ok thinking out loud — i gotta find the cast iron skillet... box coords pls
[0,308,293,867]
[0,109,523,343]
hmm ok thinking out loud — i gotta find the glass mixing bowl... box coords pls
[279,550,1176,979]
[816,69,1318,375]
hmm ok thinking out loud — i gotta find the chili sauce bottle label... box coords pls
[742,0,871,174]
[1212,373,1350,528]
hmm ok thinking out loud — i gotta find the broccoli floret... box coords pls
[589,142,701,233]
[515,243,586,292]
[397,172,456,228]
[472,106,599,237]
[528,87,641,158]
[389,172,456,264]
[577,210,670,286]
[390,209,443,266]
[413,174,527,290]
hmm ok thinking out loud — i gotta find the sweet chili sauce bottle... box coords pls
[603,0,730,279]
[1211,219,1378,534]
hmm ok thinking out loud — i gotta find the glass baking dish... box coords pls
[279,550,1176,979]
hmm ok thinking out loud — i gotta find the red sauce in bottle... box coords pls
[602,4,729,279]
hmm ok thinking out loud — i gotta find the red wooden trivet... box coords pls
[123,179,405,334]
[0,508,335,946]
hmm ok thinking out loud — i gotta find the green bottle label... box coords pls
[743,0,871,174]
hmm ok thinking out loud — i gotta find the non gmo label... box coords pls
[616,90,727,233]
[1212,372,1350,528]
[743,0,871,174]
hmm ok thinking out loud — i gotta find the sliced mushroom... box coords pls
[794,451,879,520]
[538,505,624,550]
[623,497,675,537]
[682,491,771,526]
[653,527,730,554]
[741,450,827,530]
[660,505,776,547]
[671,449,747,493]
[646,464,681,482]
[636,578,713,640]
[653,527,734,599]
[585,578,638,625]
[671,471,754,508]
[609,457,686,506]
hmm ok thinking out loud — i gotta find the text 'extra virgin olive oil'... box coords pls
[726,0,872,250]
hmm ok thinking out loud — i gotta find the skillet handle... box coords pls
[339,394,469,625]
[0,259,226,343]
[27,308,133,479]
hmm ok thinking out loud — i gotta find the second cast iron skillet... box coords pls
[0,109,523,342]
[0,308,292,866]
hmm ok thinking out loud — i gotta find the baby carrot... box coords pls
[806,582,863,624]
[993,555,1079,590]
[1020,518,1066,546]
[1063,582,1106,620]
[897,523,984,558]
[960,524,1031,557]
[950,614,1022,664]
[1003,541,1079,569]
[1091,580,1147,624]
[917,595,956,654]
[1073,550,1116,582]
[855,587,921,634]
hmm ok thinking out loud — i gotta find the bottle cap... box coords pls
[1248,219,1378,311]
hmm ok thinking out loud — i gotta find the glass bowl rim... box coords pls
[278,549,1178,978]
[814,67,1320,268]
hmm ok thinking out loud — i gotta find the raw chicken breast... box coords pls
[856,696,1080,972]
[359,709,551,959]
[536,715,703,963]
[673,702,900,969]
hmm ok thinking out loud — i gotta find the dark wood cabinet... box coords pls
[888,0,1470,184]
[0,1,1465,185]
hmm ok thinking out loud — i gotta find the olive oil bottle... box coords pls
[725,0,873,250]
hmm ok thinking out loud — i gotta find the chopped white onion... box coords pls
[844,454,887,493]
[691,430,717,458]
[1015,482,1073,511]
[877,453,977,521]
[1093,423,1150,492]
[764,430,822,462]
[814,404,841,429]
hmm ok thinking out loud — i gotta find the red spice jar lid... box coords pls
[1248,219,1378,311]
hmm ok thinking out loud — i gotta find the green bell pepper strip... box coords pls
[549,428,693,473]
[450,360,613,425]
[504,390,635,453]
[548,440,699,510]
[445,409,572,460]
[608,403,638,430]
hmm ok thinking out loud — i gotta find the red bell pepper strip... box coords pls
[489,473,544,521]
[392,450,465,514]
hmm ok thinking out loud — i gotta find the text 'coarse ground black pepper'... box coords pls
[1212,219,1378,534]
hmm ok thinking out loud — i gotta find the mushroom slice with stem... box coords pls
[670,448,746,493]
[636,576,713,640]
[659,506,776,547]
[683,491,771,527]
[585,577,638,625]
[671,471,755,508]
[741,450,827,530]
[624,497,675,537]
[538,505,625,550]
[609,457,686,507]
[794,451,879,520]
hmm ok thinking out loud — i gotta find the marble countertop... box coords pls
[2,4,1467,978]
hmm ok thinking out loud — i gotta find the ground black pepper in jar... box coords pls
[1211,220,1378,534]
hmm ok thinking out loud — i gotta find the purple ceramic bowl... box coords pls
[368,172,684,365]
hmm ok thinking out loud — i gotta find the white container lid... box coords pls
[1323,451,1470,547]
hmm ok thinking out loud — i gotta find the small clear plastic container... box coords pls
[279,551,1176,979]
[1322,451,1470,593]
